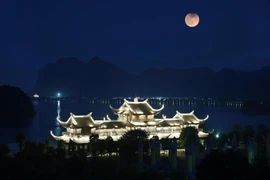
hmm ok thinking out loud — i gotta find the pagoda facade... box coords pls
[50,98,209,144]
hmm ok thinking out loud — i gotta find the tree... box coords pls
[179,126,198,147]
[151,135,159,140]
[89,133,99,157]
[120,129,148,141]
[15,132,25,152]
[22,141,45,156]
[232,124,243,132]
[44,139,54,155]
[105,136,117,156]
[242,125,255,144]
[252,154,270,180]
[118,129,148,160]
[0,85,36,128]
[53,140,66,161]
[0,144,10,157]
[90,133,99,143]
[57,140,66,149]
[199,122,208,132]
[257,124,269,136]
[231,124,243,142]
[196,149,252,180]
[0,144,11,179]
[160,137,170,153]
[215,133,229,150]
[256,124,269,144]
[97,139,106,156]
[44,139,51,150]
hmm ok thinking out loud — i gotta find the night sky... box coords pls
[0,0,270,92]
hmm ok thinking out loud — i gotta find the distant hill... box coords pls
[0,85,36,128]
[33,57,270,99]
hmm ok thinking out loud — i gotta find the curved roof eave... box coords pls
[152,104,165,113]
[50,130,69,143]
[57,117,71,127]
[194,114,209,122]
[177,110,209,122]
[109,104,122,115]
[71,137,90,144]
[125,98,164,113]
[71,112,104,126]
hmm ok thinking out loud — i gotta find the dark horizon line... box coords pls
[48,56,270,74]
[29,95,265,102]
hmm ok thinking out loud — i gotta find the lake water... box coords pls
[1,99,270,144]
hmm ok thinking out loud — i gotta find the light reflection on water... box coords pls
[57,100,61,119]
[0,100,269,144]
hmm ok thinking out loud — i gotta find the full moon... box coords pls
[185,13,200,27]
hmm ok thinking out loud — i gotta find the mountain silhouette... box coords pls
[33,57,270,99]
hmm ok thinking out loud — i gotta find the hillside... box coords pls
[33,57,270,99]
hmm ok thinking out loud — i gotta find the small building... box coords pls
[51,98,209,143]
[33,94,39,98]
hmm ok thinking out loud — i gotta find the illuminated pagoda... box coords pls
[50,98,209,143]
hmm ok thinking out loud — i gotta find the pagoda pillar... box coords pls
[252,137,258,158]
[171,137,177,169]
[68,142,71,152]
[192,143,196,169]
[247,136,254,164]
[223,142,228,152]
[206,136,213,154]
[195,137,200,165]
[151,139,156,166]
[185,140,194,178]
[267,133,270,159]
[156,140,161,164]
[138,138,143,166]
[231,134,237,151]
[168,139,173,168]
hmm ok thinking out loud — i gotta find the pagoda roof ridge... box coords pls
[173,110,209,123]
[176,110,194,115]
[110,98,164,115]
[70,112,92,117]
[57,112,104,128]
[124,98,148,103]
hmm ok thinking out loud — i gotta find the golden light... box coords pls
[185,13,200,27]
[51,98,210,144]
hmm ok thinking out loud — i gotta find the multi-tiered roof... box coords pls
[50,98,209,143]
[110,98,164,116]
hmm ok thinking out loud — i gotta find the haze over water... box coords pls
[1,99,270,144]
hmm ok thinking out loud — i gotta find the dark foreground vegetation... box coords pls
[1,130,188,180]
[1,124,270,180]
[202,123,270,180]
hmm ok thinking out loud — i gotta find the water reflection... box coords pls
[57,100,61,119]
[56,100,61,126]
[20,98,269,145]
[48,98,245,108]
[54,126,62,136]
